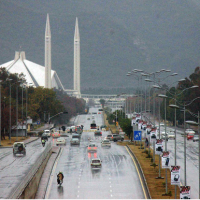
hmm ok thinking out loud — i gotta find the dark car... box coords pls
[94,130,102,136]
[112,134,124,142]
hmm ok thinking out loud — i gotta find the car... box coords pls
[56,137,66,146]
[187,133,194,140]
[75,126,83,134]
[168,131,175,140]
[185,129,195,134]
[72,133,81,140]
[112,134,124,142]
[87,117,90,120]
[90,158,102,169]
[44,129,51,137]
[52,132,61,138]
[87,143,97,152]
[13,142,26,156]
[105,134,113,140]
[70,138,80,145]
[94,130,102,136]
[161,132,168,141]
[101,139,111,147]
[90,121,97,129]
[193,135,199,142]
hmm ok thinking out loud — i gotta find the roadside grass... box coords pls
[0,136,30,147]
[105,113,178,199]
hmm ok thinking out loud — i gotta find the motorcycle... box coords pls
[57,172,64,186]
[42,141,46,147]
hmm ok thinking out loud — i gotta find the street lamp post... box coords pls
[158,94,168,194]
[7,78,13,142]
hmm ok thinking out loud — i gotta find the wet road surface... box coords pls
[45,108,145,199]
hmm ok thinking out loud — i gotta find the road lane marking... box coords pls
[125,146,147,199]
[45,148,63,199]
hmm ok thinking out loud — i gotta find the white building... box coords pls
[1,51,65,90]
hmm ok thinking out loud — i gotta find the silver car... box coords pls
[70,138,80,145]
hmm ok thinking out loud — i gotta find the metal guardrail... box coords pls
[126,145,151,199]
[8,142,52,199]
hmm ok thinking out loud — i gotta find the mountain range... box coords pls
[1,0,200,93]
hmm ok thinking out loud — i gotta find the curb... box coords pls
[35,146,61,199]
[0,137,39,148]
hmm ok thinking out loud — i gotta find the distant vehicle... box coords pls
[87,117,90,120]
[105,134,113,140]
[168,131,175,140]
[187,133,194,140]
[44,129,51,137]
[94,130,102,136]
[101,139,111,147]
[185,129,195,135]
[90,121,97,129]
[70,126,76,133]
[112,134,124,142]
[87,143,97,152]
[75,126,83,134]
[56,137,66,146]
[70,138,80,145]
[98,108,103,111]
[161,132,168,141]
[92,115,95,119]
[13,142,26,156]
[52,132,61,138]
[193,135,199,142]
[91,158,102,169]
[72,133,81,139]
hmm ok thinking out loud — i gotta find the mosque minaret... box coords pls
[45,13,52,89]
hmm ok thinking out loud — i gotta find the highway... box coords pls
[0,138,51,199]
[45,107,145,199]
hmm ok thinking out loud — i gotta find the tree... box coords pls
[99,99,105,108]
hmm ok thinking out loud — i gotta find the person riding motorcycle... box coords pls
[41,139,46,147]
[57,171,64,185]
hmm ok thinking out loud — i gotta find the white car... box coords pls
[87,143,97,152]
[44,129,51,137]
[185,129,195,134]
[91,158,102,169]
[101,139,111,147]
[56,137,66,145]
[168,131,175,140]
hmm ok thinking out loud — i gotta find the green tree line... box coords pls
[0,68,85,139]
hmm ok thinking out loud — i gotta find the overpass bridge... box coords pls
[81,94,135,109]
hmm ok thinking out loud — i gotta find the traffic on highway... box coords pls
[44,107,145,199]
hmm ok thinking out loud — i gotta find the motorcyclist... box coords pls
[41,139,46,147]
[57,171,64,185]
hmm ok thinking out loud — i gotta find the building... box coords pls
[1,51,65,90]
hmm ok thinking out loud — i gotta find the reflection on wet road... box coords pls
[46,108,145,199]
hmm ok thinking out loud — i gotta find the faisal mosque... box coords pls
[0,14,81,97]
